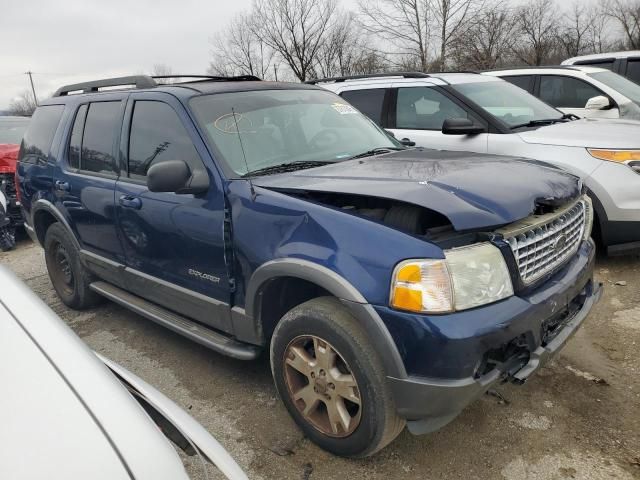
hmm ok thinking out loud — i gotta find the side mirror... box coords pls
[442,118,485,135]
[147,160,209,195]
[585,95,612,110]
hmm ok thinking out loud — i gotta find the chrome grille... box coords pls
[505,200,587,285]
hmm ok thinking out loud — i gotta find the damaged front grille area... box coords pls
[502,198,588,285]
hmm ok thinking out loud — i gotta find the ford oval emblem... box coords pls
[553,234,568,253]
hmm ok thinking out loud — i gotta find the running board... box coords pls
[89,281,261,360]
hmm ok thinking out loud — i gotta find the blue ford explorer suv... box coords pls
[17,75,601,457]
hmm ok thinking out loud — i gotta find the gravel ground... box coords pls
[2,237,639,480]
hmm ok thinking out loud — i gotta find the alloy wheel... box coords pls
[283,335,362,437]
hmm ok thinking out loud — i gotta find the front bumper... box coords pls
[378,240,601,434]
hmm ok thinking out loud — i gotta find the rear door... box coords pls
[388,83,489,153]
[54,98,125,265]
[114,92,232,332]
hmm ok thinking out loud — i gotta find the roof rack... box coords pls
[53,76,156,97]
[484,65,582,72]
[305,72,430,84]
[152,74,262,83]
[53,74,262,97]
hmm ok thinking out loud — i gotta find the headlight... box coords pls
[587,148,640,166]
[390,243,513,314]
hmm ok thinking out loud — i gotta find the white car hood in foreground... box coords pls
[518,118,640,149]
[0,266,247,480]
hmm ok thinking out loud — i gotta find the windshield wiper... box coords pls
[348,147,405,160]
[242,160,333,178]
[510,114,575,130]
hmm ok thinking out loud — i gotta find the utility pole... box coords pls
[25,71,38,106]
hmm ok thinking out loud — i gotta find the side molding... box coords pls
[245,258,408,379]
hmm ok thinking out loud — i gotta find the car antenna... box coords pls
[231,107,256,200]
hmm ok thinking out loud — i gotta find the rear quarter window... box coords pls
[18,106,64,164]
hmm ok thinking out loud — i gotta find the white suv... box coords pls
[314,72,640,255]
[562,51,640,85]
[486,66,640,120]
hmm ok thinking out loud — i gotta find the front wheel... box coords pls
[270,297,405,457]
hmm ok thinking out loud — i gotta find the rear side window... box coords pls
[19,105,64,164]
[626,59,640,84]
[504,75,533,93]
[127,101,204,180]
[539,76,602,109]
[340,89,386,126]
[80,102,121,175]
[396,86,468,130]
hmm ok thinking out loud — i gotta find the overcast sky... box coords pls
[0,0,261,109]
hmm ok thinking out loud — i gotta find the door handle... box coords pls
[119,195,142,210]
[54,180,70,192]
[400,138,416,147]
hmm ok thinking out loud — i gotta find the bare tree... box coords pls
[251,0,338,81]
[8,90,37,117]
[513,0,561,66]
[151,64,176,84]
[358,0,432,72]
[586,8,612,53]
[604,0,640,49]
[313,13,389,78]
[429,0,483,70]
[450,1,518,69]
[559,2,601,57]
[209,13,275,79]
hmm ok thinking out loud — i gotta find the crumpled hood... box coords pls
[253,149,581,231]
[518,118,640,148]
[0,144,19,174]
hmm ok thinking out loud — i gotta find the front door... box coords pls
[538,75,619,119]
[115,93,232,332]
[388,84,489,153]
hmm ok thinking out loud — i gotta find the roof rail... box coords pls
[152,74,262,83]
[53,74,263,97]
[53,76,157,97]
[305,72,430,84]
[484,65,582,72]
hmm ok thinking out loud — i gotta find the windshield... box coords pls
[453,81,563,127]
[190,89,399,176]
[0,117,30,144]
[589,70,640,105]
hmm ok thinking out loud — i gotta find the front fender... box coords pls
[245,258,408,379]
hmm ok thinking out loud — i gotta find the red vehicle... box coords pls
[0,116,30,231]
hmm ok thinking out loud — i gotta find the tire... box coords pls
[270,297,405,458]
[0,227,15,251]
[44,223,102,309]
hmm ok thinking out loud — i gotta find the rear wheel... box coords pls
[44,223,102,309]
[270,297,405,457]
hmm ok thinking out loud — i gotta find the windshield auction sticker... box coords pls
[332,103,359,115]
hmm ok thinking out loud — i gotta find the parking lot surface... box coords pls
[3,238,639,480]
